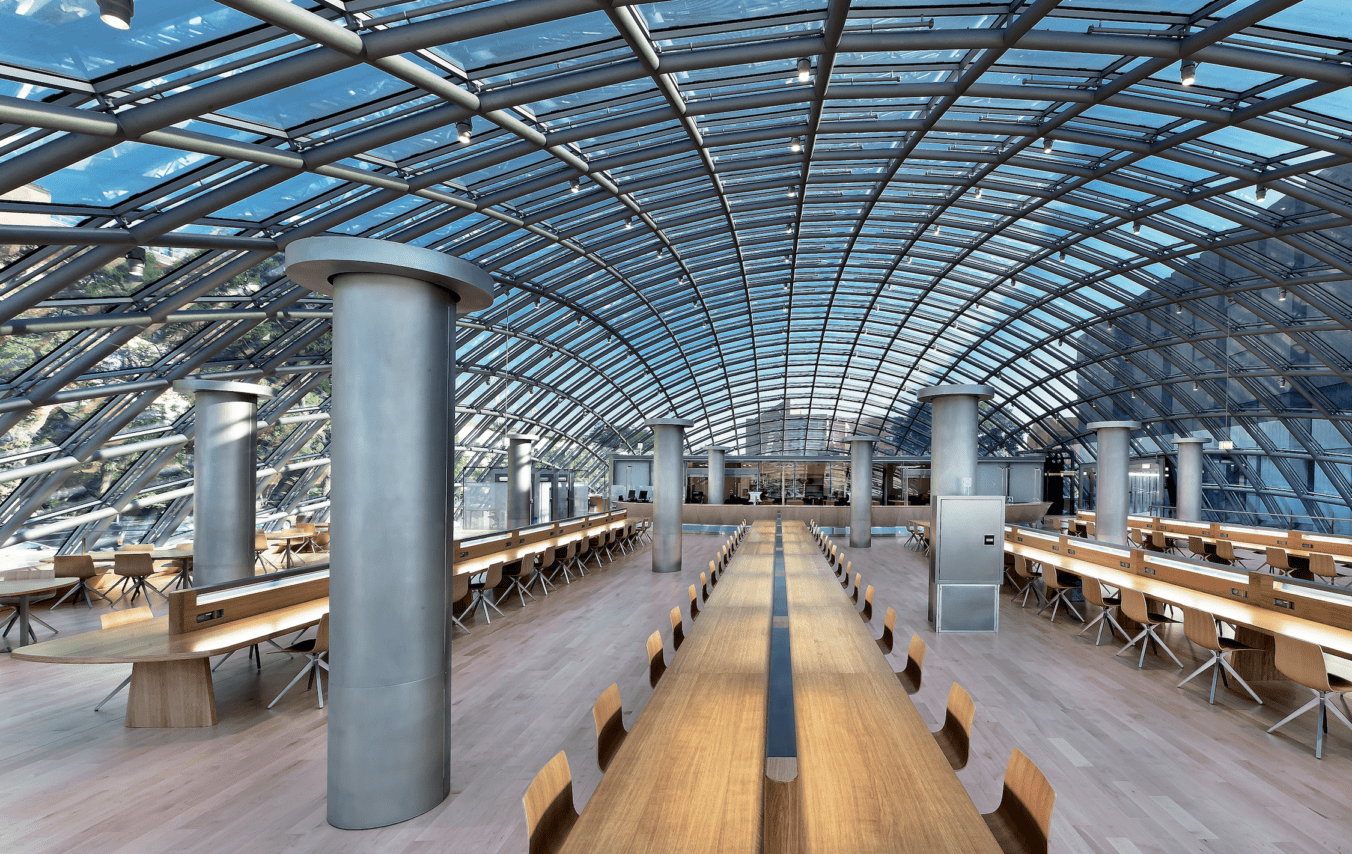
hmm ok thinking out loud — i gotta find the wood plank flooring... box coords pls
[2,529,1351,854]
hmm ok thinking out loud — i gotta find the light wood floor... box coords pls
[2,531,1351,853]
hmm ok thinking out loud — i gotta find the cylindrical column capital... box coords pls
[704,446,733,505]
[285,237,494,830]
[1088,421,1141,545]
[1174,437,1209,522]
[646,418,693,573]
[844,435,880,548]
[916,384,996,403]
[175,379,273,588]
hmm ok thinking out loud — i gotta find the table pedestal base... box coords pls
[126,659,217,727]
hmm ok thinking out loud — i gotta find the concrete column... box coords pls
[844,435,880,548]
[286,236,493,830]
[1175,437,1209,522]
[917,384,995,496]
[1088,420,1141,545]
[647,418,693,573]
[705,446,732,505]
[174,379,273,587]
[506,433,535,529]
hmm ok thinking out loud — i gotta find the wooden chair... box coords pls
[1176,606,1262,705]
[451,572,472,634]
[548,543,577,585]
[932,682,976,771]
[688,584,700,621]
[50,555,107,609]
[860,585,875,623]
[267,613,329,709]
[646,630,666,689]
[1143,530,1170,553]
[312,530,330,552]
[93,606,154,711]
[573,536,593,576]
[255,531,278,572]
[982,748,1055,854]
[699,571,710,602]
[110,552,156,607]
[1265,546,1293,576]
[1012,555,1044,608]
[1036,566,1083,623]
[875,606,896,655]
[523,751,578,854]
[1266,634,1352,758]
[1115,590,1183,669]
[850,572,863,605]
[896,633,926,695]
[467,562,505,623]
[669,606,685,651]
[531,548,559,595]
[499,550,541,608]
[592,683,628,773]
[1187,536,1211,562]
[1077,580,1125,646]
[1211,539,1236,566]
[904,520,922,550]
[1308,552,1351,586]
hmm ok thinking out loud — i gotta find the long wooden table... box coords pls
[11,597,328,726]
[784,524,1001,853]
[556,521,774,854]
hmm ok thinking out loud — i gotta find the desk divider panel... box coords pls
[168,570,328,635]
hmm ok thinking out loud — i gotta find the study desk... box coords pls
[453,518,628,579]
[0,577,76,650]
[11,597,328,726]
[784,524,1001,853]
[555,521,774,854]
[265,530,316,568]
[1004,534,1352,659]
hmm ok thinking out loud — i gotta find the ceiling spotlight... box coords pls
[1279,376,1288,389]
[1279,287,1288,301]
[1255,184,1267,203]
[1180,60,1197,87]
[797,58,812,82]
[456,120,472,144]
[935,225,942,236]
[1058,249,1066,261]
[125,247,146,278]
[785,223,794,234]
[1107,320,1115,330]
[791,136,803,153]
[569,178,580,193]
[576,315,582,327]
[624,217,633,230]
[1175,302,1183,314]
[974,187,983,199]
[98,0,133,29]
[657,247,665,259]
[787,187,798,198]
[783,255,792,264]
[1043,138,1053,154]
[1132,221,1141,235]
[1192,382,1199,391]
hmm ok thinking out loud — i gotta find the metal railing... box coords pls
[1148,504,1352,535]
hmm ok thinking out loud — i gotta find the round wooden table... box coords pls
[1,577,77,650]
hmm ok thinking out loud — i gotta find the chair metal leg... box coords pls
[1218,655,1263,704]
[451,613,471,634]
[94,673,133,711]
[268,656,322,709]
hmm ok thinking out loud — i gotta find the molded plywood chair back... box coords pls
[592,684,628,773]
[982,748,1055,854]
[524,751,578,854]
[647,630,666,689]
[898,633,926,695]
[933,682,976,771]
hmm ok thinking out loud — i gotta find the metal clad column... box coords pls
[1175,437,1209,522]
[648,418,693,573]
[706,446,732,505]
[844,435,880,548]
[286,237,494,830]
[507,433,535,529]
[1088,420,1141,545]
[917,385,995,496]
[174,379,273,587]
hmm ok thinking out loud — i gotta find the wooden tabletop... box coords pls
[265,530,313,541]
[0,577,77,599]
[556,521,775,854]
[10,597,328,664]
[85,548,194,562]
[1007,539,1352,657]
[784,525,1001,854]
[454,519,627,578]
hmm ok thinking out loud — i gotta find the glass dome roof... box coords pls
[0,0,1350,546]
